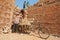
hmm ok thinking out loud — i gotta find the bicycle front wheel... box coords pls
[38,27,50,39]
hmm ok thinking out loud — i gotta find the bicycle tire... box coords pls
[38,27,50,39]
[25,25,31,34]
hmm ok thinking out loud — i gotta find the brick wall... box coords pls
[27,0,60,35]
[0,0,15,30]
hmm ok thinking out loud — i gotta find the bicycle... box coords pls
[28,22,50,39]
[2,26,11,34]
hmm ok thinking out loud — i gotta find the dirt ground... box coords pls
[0,32,60,40]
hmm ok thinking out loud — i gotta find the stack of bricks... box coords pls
[27,0,60,35]
[0,0,15,31]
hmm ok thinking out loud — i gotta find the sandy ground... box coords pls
[0,32,60,40]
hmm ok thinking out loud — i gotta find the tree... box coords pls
[23,1,30,9]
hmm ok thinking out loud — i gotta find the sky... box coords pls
[15,0,39,9]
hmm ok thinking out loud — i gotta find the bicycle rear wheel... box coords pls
[38,27,50,39]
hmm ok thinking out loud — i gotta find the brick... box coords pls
[27,0,60,35]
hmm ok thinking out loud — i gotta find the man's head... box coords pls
[21,9,28,14]
[20,9,28,18]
